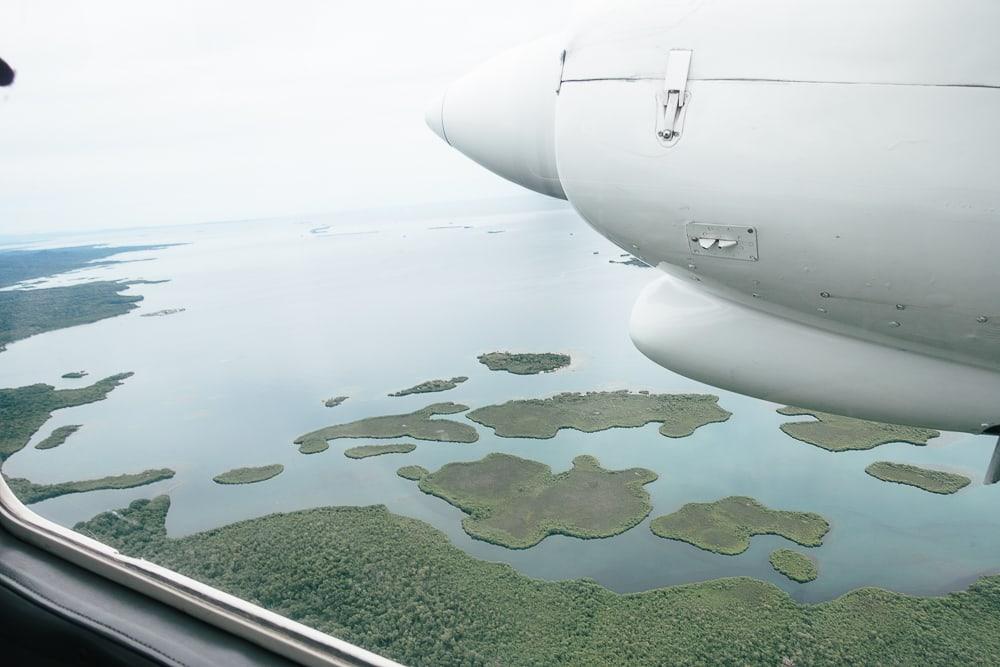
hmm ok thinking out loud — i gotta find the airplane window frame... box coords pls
[0,477,397,667]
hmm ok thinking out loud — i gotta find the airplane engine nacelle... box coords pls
[428,0,1000,434]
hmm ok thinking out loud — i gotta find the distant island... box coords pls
[467,390,731,439]
[650,496,829,555]
[389,377,468,397]
[61,371,88,379]
[294,402,478,454]
[477,351,570,375]
[35,424,82,450]
[140,308,185,317]
[323,396,349,408]
[345,444,416,459]
[74,496,1000,667]
[0,373,133,461]
[0,244,173,289]
[609,256,649,267]
[213,464,284,485]
[4,468,174,504]
[769,549,818,583]
[396,465,429,481]
[865,462,971,494]
[778,406,939,451]
[409,453,657,549]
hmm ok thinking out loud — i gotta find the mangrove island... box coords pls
[865,461,971,495]
[389,377,468,397]
[477,351,570,375]
[345,444,417,459]
[778,406,940,451]
[213,464,284,485]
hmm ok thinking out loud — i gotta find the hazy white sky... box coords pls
[0,1,578,234]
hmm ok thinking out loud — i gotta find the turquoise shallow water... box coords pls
[1,205,997,604]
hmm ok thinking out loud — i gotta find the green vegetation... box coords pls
[4,469,174,504]
[865,462,971,495]
[769,549,818,583]
[140,308,185,317]
[294,402,478,454]
[323,396,348,408]
[0,373,133,461]
[411,453,657,549]
[35,424,82,450]
[778,406,939,451]
[61,371,88,379]
[389,376,468,397]
[344,444,416,459]
[396,465,428,481]
[0,244,171,289]
[477,351,570,375]
[650,496,829,555]
[213,464,284,485]
[467,390,730,439]
[75,496,1000,666]
[0,282,144,352]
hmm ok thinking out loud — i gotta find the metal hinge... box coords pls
[656,49,692,147]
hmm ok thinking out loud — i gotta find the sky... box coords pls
[0,1,580,235]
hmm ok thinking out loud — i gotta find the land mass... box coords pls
[35,424,82,450]
[74,496,1000,667]
[0,282,145,352]
[477,351,570,375]
[344,444,416,459]
[467,390,731,439]
[213,464,284,485]
[396,465,429,481]
[609,257,649,267]
[388,377,468,397]
[0,373,133,461]
[778,406,940,451]
[865,462,971,495]
[770,549,818,583]
[410,453,657,549]
[294,402,478,454]
[0,244,173,289]
[61,371,88,379]
[650,496,830,555]
[323,396,348,408]
[5,468,174,504]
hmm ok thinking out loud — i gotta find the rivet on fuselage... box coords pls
[820,291,831,298]
[977,315,989,323]
[895,304,906,311]
[889,321,901,327]
[817,307,827,314]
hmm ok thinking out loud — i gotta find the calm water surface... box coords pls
[1,205,997,603]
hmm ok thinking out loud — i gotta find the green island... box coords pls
[388,376,468,397]
[323,396,348,408]
[4,469,174,504]
[213,464,284,485]
[0,373,133,461]
[865,462,971,495]
[778,406,940,451]
[396,465,428,481]
[0,244,172,289]
[344,444,416,459]
[477,351,570,375]
[769,549,819,583]
[294,402,478,454]
[467,390,731,439]
[61,370,88,379]
[35,424,82,450]
[650,496,829,555]
[75,496,1000,666]
[410,453,657,549]
[0,282,145,353]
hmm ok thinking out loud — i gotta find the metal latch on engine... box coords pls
[656,49,692,147]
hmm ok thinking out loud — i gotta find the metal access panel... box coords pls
[686,222,759,261]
